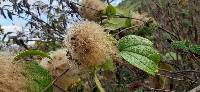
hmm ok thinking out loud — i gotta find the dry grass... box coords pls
[131,12,150,27]
[0,52,27,92]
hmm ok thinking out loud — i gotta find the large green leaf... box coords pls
[118,35,159,75]
[120,51,158,75]
[118,35,153,51]
[123,45,160,64]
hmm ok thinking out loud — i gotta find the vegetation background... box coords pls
[0,0,200,92]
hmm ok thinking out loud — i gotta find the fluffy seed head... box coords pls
[79,0,106,21]
[40,49,80,91]
[40,49,79,76]
[64,21,118,69]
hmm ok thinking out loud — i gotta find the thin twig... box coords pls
[156,72,198,84]
[157,26,178,39]
[53,83,67,92]
[114,25,140,36]
[159,68,200,74]
[143,84,172,92]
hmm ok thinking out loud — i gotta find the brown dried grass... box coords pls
[0,52,27,92]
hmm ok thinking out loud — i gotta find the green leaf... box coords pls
[14,50,51,60]
[106,5,116,18]
[103,18,126,30]
[23,61,53,92]
[102,7,130,30]
[118,35,159,75]
[118,35,153,51]
[123,45,160,64]
[190,44,200,55]
[172,41,200,55]
[120,51,158,75]
[171,41,189,52]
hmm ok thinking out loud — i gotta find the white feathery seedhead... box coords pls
[40,49,79,76]
[79,0,106,21]
[64,21,118,69]
[40,49,80,91]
